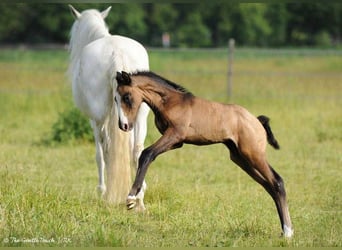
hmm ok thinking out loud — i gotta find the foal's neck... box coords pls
[137,75,190,110]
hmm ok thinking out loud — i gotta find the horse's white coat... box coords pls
[68,5,149,208]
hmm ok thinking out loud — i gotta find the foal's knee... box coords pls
[139,147,156,167]
[273,174,286,197]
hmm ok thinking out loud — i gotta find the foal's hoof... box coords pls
[126,195,137,210]
[283,225,294,238]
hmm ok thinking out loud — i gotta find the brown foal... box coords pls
[114,71,293,237]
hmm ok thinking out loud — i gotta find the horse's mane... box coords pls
[132,71,193,96]
[69,9,110,77]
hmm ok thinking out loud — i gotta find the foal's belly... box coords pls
[184,139,221,146]
[184,125,231,145]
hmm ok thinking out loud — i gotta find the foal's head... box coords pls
[115,71,143,131]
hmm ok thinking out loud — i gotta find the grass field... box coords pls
[0,48,341,247]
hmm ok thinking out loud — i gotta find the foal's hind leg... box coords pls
[267,166,293,237]
[249,161,293,237]
[225,141,293,237]
[245,153,293,237]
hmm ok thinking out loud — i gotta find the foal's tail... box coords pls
[257,115,280,150]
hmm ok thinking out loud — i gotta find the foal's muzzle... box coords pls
[118,119,133,132]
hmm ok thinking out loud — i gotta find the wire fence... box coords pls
[1,44,341,98]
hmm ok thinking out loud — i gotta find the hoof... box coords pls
[135,200,146,213]
[97,184,106,197]
[126,195,137,210]
[283,225,294,238]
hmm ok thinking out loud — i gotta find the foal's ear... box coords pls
[69,5,81,19]
[121,71,132,84]
[116,71,131,86]
[101,6,112,19]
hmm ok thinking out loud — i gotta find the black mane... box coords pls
[131,71,193,96]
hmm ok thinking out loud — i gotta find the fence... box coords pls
[1,44,341,101]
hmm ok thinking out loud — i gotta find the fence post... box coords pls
[227,38,235,98]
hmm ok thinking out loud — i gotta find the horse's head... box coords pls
[69,5,111,21]
[115,71,143,132]
[69,5,111,55]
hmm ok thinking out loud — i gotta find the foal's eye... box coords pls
[122,93,132,106]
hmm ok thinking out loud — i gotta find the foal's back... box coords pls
[185,97,267,150]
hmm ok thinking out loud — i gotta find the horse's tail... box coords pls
[104,55,132,204]
[104,101,132,204]
[257,115,280,150]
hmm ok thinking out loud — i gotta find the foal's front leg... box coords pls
[127,130,183,210]
[131,103,150,211]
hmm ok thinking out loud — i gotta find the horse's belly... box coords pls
[73,81,111,122]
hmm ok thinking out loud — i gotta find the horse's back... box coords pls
[84,35,149,71]
[110,35,149,71]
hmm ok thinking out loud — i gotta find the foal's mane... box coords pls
[132,71,193,96]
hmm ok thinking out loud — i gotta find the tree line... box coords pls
[0,3,341,48]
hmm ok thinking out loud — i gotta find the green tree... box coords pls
[175,11,211,47]
[199,2,237,47]
[144,3,178,46]
[286,3,341,46]
[32,4,72,43]
[0,3,340,47]
[109,4,147,43]
[0,4,26,43]
[265,4,288,46]
[230,4,272,46]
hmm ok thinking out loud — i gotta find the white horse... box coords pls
[68,5,149,210]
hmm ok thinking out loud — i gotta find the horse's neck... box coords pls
[69,21,110,76]
[70,21,110,63]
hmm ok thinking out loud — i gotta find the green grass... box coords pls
[0,48,341,247]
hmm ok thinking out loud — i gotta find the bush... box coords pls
[314,31,331,47]
[50,107,93,144]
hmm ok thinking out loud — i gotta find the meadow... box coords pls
[0,48,341,247]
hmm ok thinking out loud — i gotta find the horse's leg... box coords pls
[129,128,147,212]
[127,130,183,210]
[267,165,293,238]
[131,103,149,211]
[224,141,293,237]
[91,120,106,196]
[245,154,293,238]
[133,103,149,164]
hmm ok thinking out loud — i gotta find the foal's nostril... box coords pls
[124,123,128,131]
